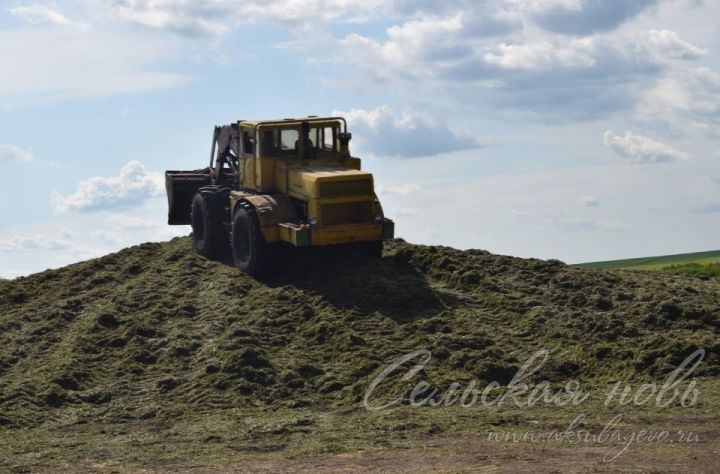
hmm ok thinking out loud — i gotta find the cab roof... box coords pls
[237,116,344,128]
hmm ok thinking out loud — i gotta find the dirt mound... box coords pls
[0,237,718,428]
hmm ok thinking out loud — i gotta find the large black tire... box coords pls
[190,188,229,260]
[231,205,271,276]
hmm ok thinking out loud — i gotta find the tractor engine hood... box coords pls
[288,166,374,199]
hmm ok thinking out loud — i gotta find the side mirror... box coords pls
[338,132,352,145]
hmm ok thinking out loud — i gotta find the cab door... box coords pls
[240,127,257,191]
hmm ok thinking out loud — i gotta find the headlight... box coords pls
[374,214,383,222]
[309,218,318,226]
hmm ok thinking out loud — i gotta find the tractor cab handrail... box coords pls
[251,117,347,134]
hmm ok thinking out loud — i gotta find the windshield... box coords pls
[260,125,338,157]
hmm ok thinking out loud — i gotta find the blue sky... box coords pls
[1,0,719,277]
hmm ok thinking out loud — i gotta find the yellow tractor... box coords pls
[165,116,394,275]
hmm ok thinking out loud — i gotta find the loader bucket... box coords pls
[165,169,212,225]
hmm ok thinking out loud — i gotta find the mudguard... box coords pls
[229,192,298,242]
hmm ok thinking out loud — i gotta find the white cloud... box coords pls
[483,40,596,69]
[383,14,465,62]
[329,19,705,121]
[523,0,583,12]
[376,183,421,196]
[603,131,689,163]
[107,214,162,230]
[113,0,228,36]
[646,29,706,60]
[336,106,480,158]
[392,208,419,217]
[336,15,466,82]
[51,161,165,212]
[478,31,703,73]
[0,145,34,163]
[531,0,658,35]
[4,1,706,127]
[106,0,664,40]
[89,229,127,244]
[0,234,71,252]
[592,219,625,231]
[59,228,76,239]
[637,67,720,135]
[0,28,189,101]
[111,0,386,36]
[0,269,34,279]
[0,202,190,277]
[692,203,720,214]
[577,196,599,207]
[10,3,88,29]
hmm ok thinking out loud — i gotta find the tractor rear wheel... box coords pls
[190,189,228,259]
[231,205,270,276]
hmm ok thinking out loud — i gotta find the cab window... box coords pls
[242,131,254,155]
[280,129,299,151]
[322,126,336,151]
[260,128,301,157]
[308,126,337,152]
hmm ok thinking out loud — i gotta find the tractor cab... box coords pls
[256,121,344,161]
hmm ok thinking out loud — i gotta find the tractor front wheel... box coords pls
[231,206,270,276]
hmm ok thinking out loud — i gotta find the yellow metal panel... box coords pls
[288,169,308,196]
[255,157,276,192]
[274,160,289,193]
[275,222,382,247]
[244,157,257,191]
[341,157,362,170]
[307,195,373,222]
[288,167,373,198]
[261,226,280,242]
[310,222,383,246]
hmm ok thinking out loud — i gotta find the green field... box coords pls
[574,249,720,283]
[574,250,720,270]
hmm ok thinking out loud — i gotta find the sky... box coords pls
[1,0,719,278]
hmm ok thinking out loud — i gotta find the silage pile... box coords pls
[0,237,718,428]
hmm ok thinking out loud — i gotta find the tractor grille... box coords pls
[320,201,374,225]
[318,179,373,198]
